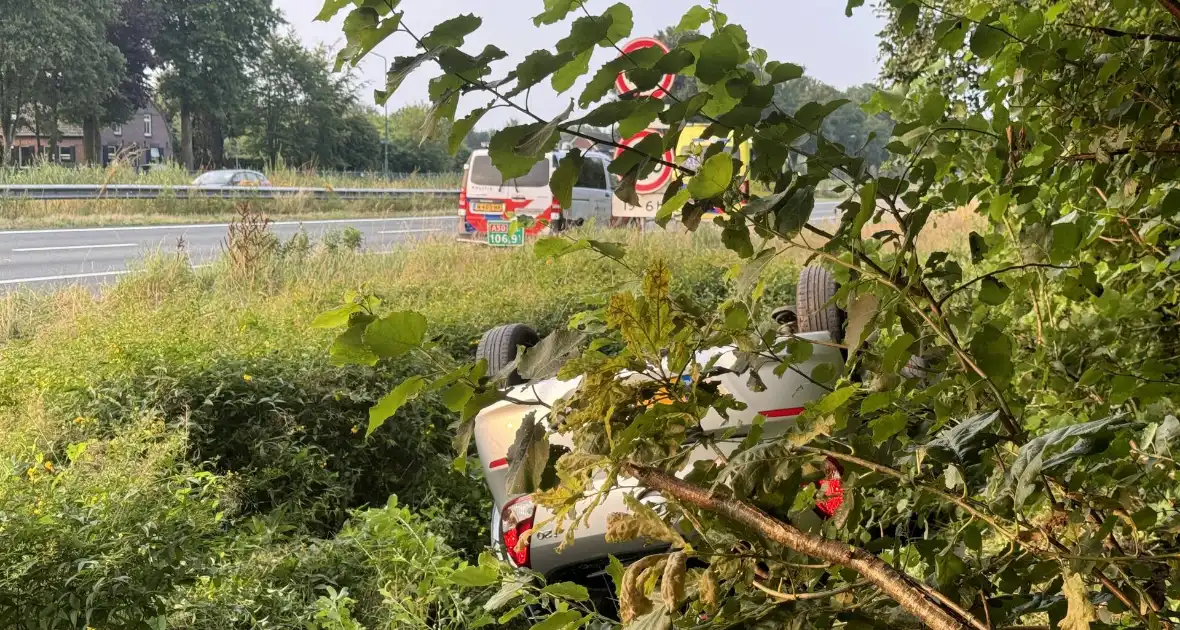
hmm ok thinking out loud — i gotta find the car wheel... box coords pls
[476,323,539,386]
[796,265,844,341]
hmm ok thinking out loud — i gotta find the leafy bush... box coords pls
[0,420,226,628]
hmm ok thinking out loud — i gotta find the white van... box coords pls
[457,148,614,243]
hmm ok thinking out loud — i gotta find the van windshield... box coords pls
[469,155,549,188]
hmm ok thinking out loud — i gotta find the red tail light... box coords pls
[549,196,562,213]
[459,189,469,213]
[500,495,535,568]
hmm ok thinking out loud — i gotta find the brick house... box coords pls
[7,102,173,167]
[99,102,174,167]
[10,121,84,166]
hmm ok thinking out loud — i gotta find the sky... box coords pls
[276,0,885,128]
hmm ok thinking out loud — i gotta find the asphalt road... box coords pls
[0,201,841,290]
[0,215,458,290]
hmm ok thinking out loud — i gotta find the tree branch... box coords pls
[1160,0,1180,24]
[752,578,869,602]
[1063,142,1180,161]
[938,263,1074,308]
[624,462,982,630]
[1066,22,1180,42]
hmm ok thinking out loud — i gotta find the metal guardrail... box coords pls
[0,184,460,201]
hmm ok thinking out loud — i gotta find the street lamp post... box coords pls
[371,52,390,181]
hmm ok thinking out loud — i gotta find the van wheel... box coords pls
[796,265,843,341]
[477,324,539,386]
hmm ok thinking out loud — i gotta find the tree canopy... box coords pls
[323,0,1180,629]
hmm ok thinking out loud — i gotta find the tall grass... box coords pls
[0,162,462,189]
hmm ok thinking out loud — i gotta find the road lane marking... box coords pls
[0,270,133,285]
[12,243,138,252]
[377,228,445,234]
[0,215,457,236]
[0,262,213,286]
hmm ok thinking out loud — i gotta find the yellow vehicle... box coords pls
[674,123,751,175]
[675,123,752,211]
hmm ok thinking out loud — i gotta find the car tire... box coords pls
[477,323,539,386]
[796,265,844,341]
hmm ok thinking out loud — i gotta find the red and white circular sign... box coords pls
[614,130,675,195]
[614,38,674,99]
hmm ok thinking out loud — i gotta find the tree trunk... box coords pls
[48,107,59,164]
[82,115,100,166]
[180,103,194,171]
[210,117,225,168]
[624,463,983,630]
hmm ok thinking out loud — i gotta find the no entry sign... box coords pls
[614,129,675,194]
[614,38,674,99]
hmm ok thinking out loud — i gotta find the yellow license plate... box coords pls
[474,201,505,213]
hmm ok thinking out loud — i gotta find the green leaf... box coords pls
[556,15,611,55]
[552,49,592,93]
[766,61,804,84]
[687,153,733,199]
[1097,55,1122,82]
[530,611,583,630]
[1050,212,1082,264]
[540,582,590,602]
[534,0,576,26]
[919,92,947,125]
[969,24,1008,59]
[979,277,1011,306]
[602,3,634,43]
[379,51,440,102]
[845,0,865,16]
[721,221,754,258]
[550,150,583,209]
[509,50,573,97]
[926,411,1002,465]
[696,27,745,85]
[421,14,481,49]
[312,303,360,329]
[484,577,530,611]
[657,187,691,227]
[677,5,710,31]
[489,123,559,180]
[816,386,857,414]
[606,555,625,599]
[442,383,475,413]
[897,3,920,34]
[881,333,916,374]
[795,99,850,129]
[852,181,876,236]
[775,187,815,238]
[505,413,550,495]
[619,98,665,139]
[450,107,489,155]
[331,318,379,366]
[968,231,988,264]
[450,565,499,587]
[316,0,353,22]
[534,236,590,260]
[363,311,428,360]
[870,412,908,445]
[861,392,893,414]
[969,324,1013,388]
[517,102,573,158]
[517,329,586,381]
[368,376,427,437]
[1009,416,1129,507]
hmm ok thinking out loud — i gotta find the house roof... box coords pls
[15,121,83,138]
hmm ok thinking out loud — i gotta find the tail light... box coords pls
[459,168,470,216]
[500,495,535,568]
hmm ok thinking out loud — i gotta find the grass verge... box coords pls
[0,226,801,627]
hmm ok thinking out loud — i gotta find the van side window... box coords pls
[577,157,607,189]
